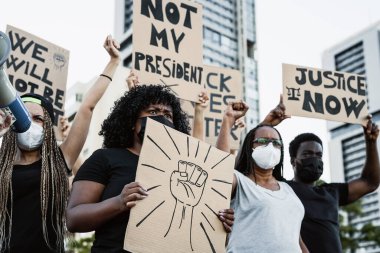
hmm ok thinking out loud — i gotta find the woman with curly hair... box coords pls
[66,85,235,252]
[0,35,120,253]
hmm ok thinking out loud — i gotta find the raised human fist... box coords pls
[169,160,208,207]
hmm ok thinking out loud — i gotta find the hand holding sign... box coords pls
[126,70,139,89]
[195,91,209,112]
[363,115,379,142]
[119,182,149,211]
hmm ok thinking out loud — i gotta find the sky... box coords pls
[2,0,380,181]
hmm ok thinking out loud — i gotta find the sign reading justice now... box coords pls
[132,0,204,102]
[282,63,368,125]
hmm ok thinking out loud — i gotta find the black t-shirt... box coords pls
[73,148,139,253]
[9,159,59,253]
[287,181,349,253]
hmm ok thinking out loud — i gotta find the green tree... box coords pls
[66,233,95,253]
[339,200,380,253]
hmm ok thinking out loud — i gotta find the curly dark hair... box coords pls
[100,85,190,148]
[289,133,323,158]
[235,124,285,181]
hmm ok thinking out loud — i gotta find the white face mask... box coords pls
[17,122,44,151]
[251,143,281,170]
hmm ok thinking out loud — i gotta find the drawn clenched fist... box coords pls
[169,161,208,207]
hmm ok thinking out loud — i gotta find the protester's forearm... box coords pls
[362,140,380,189]
[216,115,235,152]
[66,196,125,232]
[82,58,120,111]
[60,58,120,168]
[102,58,120,78]
[192,107,205,140]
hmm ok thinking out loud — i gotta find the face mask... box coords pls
[137,115,175,142]
[251,142,281,170]
[295,157,324,183]
[17,122,44,151]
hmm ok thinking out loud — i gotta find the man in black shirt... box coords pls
[264,97,380,253]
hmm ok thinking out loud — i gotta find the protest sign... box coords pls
[204,65,243,150]
[182,65,244,150]
[124,118,234,253]
[132,0,204,102]
[283,63,368,125]
[5,25,69,138]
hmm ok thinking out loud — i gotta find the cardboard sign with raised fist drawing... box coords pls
[124,118,234,253]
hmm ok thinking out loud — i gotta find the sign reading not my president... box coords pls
[132,0,204,102]
[282,63,368,125]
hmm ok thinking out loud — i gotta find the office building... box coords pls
[323,21,380,253]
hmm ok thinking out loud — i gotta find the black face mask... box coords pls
[295,157,324,183]
[137,115,175,142]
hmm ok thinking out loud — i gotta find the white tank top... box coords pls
[227,171,305,253]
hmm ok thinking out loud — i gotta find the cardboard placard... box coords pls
[124,118,234,253]
[204,65,243,150]
[282,63,368,125]
[132,0,204,102]
[182,65,244,150]
[5,25,69,138]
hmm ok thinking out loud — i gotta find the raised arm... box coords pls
[60,35,120,168]
[260,94,290,126]
[192,91,209,140]
[347,115,380,203]
[216,101,248,153]
[58,117,84,175]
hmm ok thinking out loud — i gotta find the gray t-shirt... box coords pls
[227,171,305,253]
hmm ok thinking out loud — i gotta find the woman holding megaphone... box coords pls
[0,34,120,253]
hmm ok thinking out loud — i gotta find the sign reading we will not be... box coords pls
[282,63,368,125]
[5,25,69,132]
[132,0,204,102]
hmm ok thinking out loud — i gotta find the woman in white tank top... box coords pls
[218,119,309,253]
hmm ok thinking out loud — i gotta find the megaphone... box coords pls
[0,31,31,133]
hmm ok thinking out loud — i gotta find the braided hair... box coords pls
[0,107,69,252]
